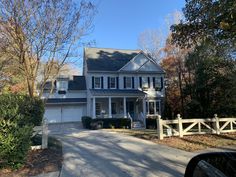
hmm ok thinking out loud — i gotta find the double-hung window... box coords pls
[153,77,162,89]
[142,77,149,89]
[125,77,132,89]
[146,100,161,115]
[110,77,116,89]
[57,81,68,91]
[94,77,101,89]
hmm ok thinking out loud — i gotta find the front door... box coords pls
[126,101,134,118]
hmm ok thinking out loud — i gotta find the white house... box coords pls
[43,47,165,127]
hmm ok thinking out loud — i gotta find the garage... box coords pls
[44,98,87,123]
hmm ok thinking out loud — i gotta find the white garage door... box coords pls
[45,104,86,123]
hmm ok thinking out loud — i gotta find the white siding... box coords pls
[42,90,86,99]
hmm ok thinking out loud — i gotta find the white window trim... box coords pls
[94,77,101,89]
[125,77,132,89]
[146,100,161,115]
[110,77,116,89]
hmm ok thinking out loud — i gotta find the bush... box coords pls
[0,118,33,169]
[81,116,92,129]
[0,94,45,126]
[0,94,44,169]
[90,118,131,129]
[146,118,157,129]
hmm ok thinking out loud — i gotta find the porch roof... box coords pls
[44,98,87,104]
[90,89,146,97]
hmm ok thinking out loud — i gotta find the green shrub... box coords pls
[81,116,92,129]
[90,118,131,129]
[0,119,33,169]
[0,94,44,169]
[146,118,157,129]
[0,94,45,126]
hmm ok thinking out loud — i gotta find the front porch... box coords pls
[92,97,145,120]
[89,90,147,125]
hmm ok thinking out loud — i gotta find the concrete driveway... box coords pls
[55,129,194,177]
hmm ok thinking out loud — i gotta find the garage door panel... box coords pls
[62,105,83,122]
[45,106,61,123]
[45,104,85,123]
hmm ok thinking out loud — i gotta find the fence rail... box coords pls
[156,114,236,140]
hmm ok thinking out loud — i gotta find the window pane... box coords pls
[149,102,154,114]
[57,81,67,90]
[110,77,116,88]
[126,77,132,88]
[94,77,101,88]
[155,78,161,88]
[142,77,148,88]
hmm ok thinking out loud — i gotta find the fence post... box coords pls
[156,114,163,140]
[177,114,183,137]
[42,119,48,149]
[214,114,220,135]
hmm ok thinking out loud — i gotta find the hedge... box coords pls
[0,94,45,169]
[91,118,131,129]
[81,117,131,130]
[81,116,92,129]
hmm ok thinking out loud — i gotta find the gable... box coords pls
[119,53,148,71]
[120,52,164,73]
[138,60,164,72]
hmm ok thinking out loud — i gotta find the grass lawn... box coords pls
[106,129,236,152]
[0,136,63,177]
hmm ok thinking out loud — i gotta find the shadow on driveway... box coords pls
[54,130,194,177]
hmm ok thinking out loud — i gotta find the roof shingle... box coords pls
[85,48,140,71]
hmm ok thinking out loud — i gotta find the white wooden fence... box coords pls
[32,121,48,149]
[156,114,236,140]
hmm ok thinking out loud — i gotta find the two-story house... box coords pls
[43,47,165,126]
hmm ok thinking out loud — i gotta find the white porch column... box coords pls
[92,97,96,118]
[123,97,127,118]
[154,101,157,115]
[142,98,146,116]
[108,97,112,118]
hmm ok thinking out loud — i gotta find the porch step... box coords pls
[132,121,145,129]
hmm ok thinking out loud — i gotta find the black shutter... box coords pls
[153,77,155,88]
[132,77,134,89]
[101,77,104,89]
[107,77,110,89]
[148,77,150,88]
[161,77,163,90]
[116,77,119,89]
[124,77,126,89]
[92,76,94,89]
[139,77,142,88]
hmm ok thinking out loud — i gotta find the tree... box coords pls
[183,39,236,117]
[138,10,183,62]
[161,35,190,118]
[0,0,96,97]
[171,0,236,47]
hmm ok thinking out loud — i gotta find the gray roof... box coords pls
[85,48,140,71]
[45,98,86,104]
[44,76,86,91]
[90,89,146,97]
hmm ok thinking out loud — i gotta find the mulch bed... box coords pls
[0,145,62,177]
